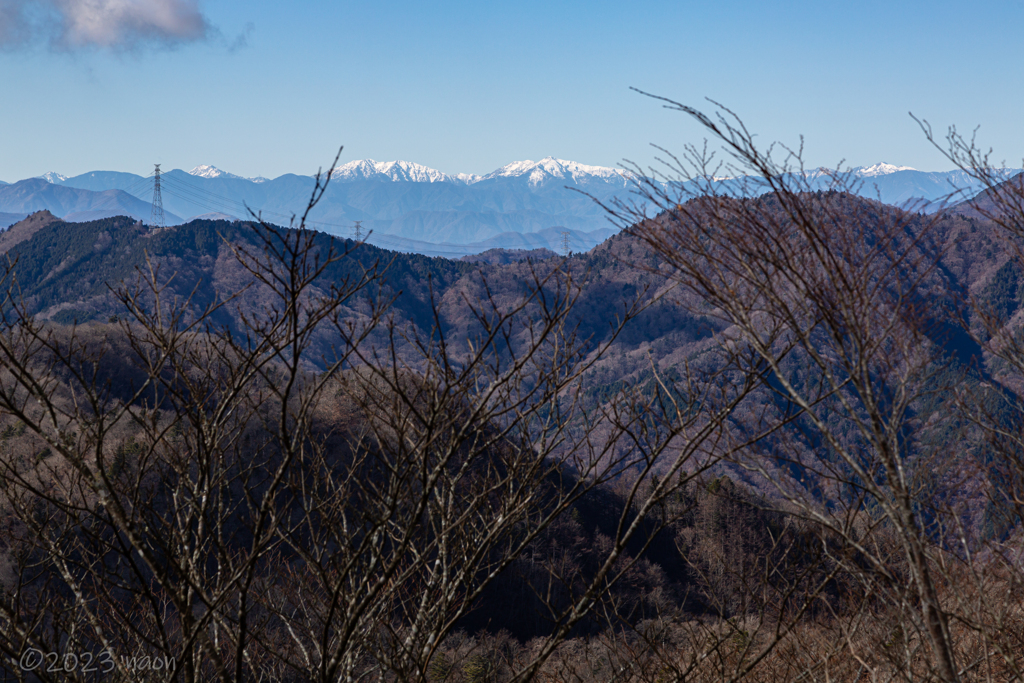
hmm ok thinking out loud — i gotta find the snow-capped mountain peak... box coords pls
[487,159,537,178]
[188,165,244,180]
[38,172,68,184]
[854,163,917,177]
[330,160,453,183]
[379,160,450,183]
[324,157,631,187]
[483,157,628,187]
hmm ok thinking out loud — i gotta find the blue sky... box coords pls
[1,0,1022,181]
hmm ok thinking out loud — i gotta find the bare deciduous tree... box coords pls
[0,153,768,683]
[609,95,978,682]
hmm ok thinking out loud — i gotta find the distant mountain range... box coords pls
[691,164,1021,211]
[814,164,1019,208]
[0,158,631,254]
[0,178,184,226]
[0,159,1017,256]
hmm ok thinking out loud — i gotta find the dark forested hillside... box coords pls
[0,197,1015,459]
[0,214,473,335]
[1,189,1023,681]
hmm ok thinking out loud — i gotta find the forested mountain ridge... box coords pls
[1,195,1015,403]
[0,212,472,334]
[2,184,1024,680]
[0,195,1014,492]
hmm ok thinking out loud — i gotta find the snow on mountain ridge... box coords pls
[483,157,628,187]
[188,165,245,180]
[326,157,629,187]
[854,163,917,177]
[26,160,932,191]
[330,160,455,183]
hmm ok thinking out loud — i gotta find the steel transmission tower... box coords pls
[150,164,165,228]
[353,220,363,241]
[561,230,571,257]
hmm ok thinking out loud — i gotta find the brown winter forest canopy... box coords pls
[0,114,1023,682]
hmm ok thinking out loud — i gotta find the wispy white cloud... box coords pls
[0,0,213,51]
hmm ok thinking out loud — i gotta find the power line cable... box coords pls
[93,173,568,258]
[156,174,415,235]
[157,175,256,211]
[158,175,264,204]
[158,175,419,235]
[157,185,247,219]
[55,173,157,220]
[160,176,322,226]
[56,180,567,258]
[38,172,536,258]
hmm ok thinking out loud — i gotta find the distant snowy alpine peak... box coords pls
[378,160,451,183]
[453,172,483,185]
[327,157,629,186]
[854,163,917,177]
[188,165,244,180]
[38,172,68,184]
[485,157,628,187]
[328,160,378,181]
[331,160,453,183]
